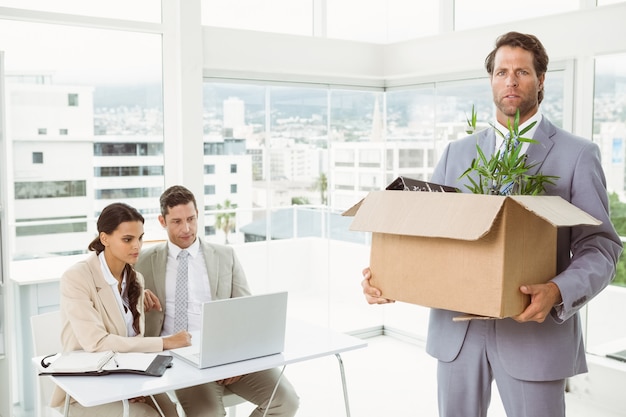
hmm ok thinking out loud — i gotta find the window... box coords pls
[94,166,164,177]
[205,185,216,195]
[16,218,87,236]
[14,180,86,199]
[0,0,161,22]
[335,149,355,167]
[201,0,439,43]
[327,0,439,43]
[230,184,237,193]
[95,187,162,199]
[230,163,237,173]
[67,93,79,107]
[583,53,626,363]
[359,149,381,168]
[202,0,313,37]
[204,164,215,174]
[398,149,423,168]
[455,0,578,31]
[593,53,626,288]
[32,152,43,164]
[94,143,163,156]
[0,17,164,258]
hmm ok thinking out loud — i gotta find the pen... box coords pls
[113,353,119,368]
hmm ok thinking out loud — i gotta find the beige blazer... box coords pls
[135,238,251,337]
[50,253,163,407]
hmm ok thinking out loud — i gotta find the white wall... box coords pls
[202,27,386,87]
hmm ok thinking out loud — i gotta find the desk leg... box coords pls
[63,394,70,417]
[165,390,187,417]
[335,353,351,417]
[123,399,129,417]
[261,365,286,417]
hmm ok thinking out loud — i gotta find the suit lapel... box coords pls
[199,240,220,299]
[525,117,556,177]
[88,254,128,336]
[152,244,169,302]
[479,127,496,157]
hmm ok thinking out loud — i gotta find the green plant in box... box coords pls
[465,104,478,135]
[460,108,559,195]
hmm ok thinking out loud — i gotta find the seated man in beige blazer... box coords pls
[136,185,299,417]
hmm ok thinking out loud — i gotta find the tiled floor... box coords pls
[233,334,625,417]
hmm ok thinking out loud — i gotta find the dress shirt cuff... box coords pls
[552,302,566,323]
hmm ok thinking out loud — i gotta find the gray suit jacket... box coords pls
[426,117,623,381]
[135,239,252,337]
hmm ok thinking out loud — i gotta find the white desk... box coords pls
[43,320,367,416]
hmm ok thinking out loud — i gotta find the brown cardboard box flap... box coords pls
[508,195,601,226]
[347,191,505,241]
[346,191,601,242]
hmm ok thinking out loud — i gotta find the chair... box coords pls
[30,310,64,417]
[223,388,246,416]
[166,388,245,417]
[31,311,246,417]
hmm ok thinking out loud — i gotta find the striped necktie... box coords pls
[499,133,520,196]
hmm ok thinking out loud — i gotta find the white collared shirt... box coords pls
[98,251,136,337]
[494,112,542,155]
[162,239,213,336]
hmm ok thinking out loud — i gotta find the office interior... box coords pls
[1,1,626,416]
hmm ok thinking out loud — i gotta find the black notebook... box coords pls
[385,176,460,193]
[38,350,172,377]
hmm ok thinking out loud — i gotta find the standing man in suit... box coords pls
[362,32,623,417]
[136,185,299,417]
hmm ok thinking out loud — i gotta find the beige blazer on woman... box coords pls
[50,253,163,407]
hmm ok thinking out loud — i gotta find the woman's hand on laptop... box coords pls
[217,375,244,385]
[163,330,192,350]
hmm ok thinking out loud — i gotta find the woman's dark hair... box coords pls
[88,203,145,334]
[484,31,549,105]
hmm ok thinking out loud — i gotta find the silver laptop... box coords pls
[169,291,288,368]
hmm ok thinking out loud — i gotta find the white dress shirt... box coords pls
[162,239,212,336]
[99,251,136,336]
[494,112,542,155]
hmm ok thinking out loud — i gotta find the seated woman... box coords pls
[50,202,191,417]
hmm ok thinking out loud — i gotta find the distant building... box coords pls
[203,137,253,243]
[330,139,441,210]
[239,206,366,244]
[7,80,95,257]
[7,79,256,256]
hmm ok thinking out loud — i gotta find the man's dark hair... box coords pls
[484,31,549,104]
[160,185,198,217]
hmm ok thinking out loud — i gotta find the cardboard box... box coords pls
[344,189,601,318]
